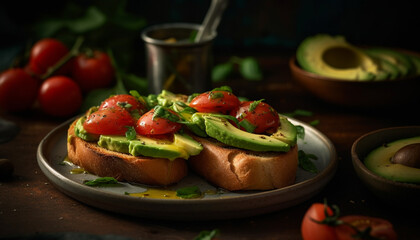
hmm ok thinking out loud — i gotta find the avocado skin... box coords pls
[364,136,420,183]
[203,116,291,152]
[364,48,415,78]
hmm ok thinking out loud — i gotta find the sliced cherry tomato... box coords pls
[72,50,115,92]
[29,38,71,76]
[230,100,279,134]
[301,203,337,240]
[99,94,147,115]
[83,108,136,135]
[335,215,397,240]
[0,68,39,112]
[189,90,240,113]
[135,108,182,136]
[38,76,82,117]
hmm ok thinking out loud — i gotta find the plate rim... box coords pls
[37,116,337,220]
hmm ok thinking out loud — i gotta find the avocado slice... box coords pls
[203,116,291,152]
[271,115,297,146]
[365,53,399,80]
[364,136,420,183]
[296,34,378,80]
[364,48,415,78]
[98,133,202,160]
[174,133,203,156]
[98,135,130,154]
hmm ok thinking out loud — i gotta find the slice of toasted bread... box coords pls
[189,136,298,191]
[67,120,188,186]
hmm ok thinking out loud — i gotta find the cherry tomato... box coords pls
[99,94,147,115]
[230,100,279,134]
[29,38,70,76]
[301,203,337,240]
[135,108,182,136]
[189,90,240,113]
[0,68,39,112]
[72,50,115,92]
[38,76,82,117]
[335,215,397,240]
[83,108,136,135]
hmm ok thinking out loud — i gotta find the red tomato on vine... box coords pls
[72,50,115,92]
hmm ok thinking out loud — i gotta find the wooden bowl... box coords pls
[351,126,420,207]
[289,55,420,108]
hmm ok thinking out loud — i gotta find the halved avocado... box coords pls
[364,136,420,183]
[296,34,378,80]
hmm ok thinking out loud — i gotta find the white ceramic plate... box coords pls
[37,117,337,220]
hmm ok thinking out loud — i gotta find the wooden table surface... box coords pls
[0,54,418,240]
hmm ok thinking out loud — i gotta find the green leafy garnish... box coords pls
[238,119,256,133]
[153,105,180,122]
[211,85,233,92]
[298,150,318,173]
[310,119,320,126]
[296,125,305,139]
[187,93,200,103]
[212,62,234,82]
[238,57,263,81]
[194,229,220,240]
[212,56,263,82]
[176,186,202,199]
[125,126,136,140]
[83,177,119,187]
[209,91,225,99]
[249,99,264,112]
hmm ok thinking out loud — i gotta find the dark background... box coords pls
[1,0,420,73]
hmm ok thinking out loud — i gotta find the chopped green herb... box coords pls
[176,186,202,199]
[296,125,305,139]
[83,177,119,187]
[125,126,136,140]
[209,91,224,99]
[211,85,232,92]
[298,150,318,173]
[208,114,239,125]
[153,105,180,122]
[187,93,200,103]
[310,119,320,126]
[145,94,158,108]
[249,99,264,112]
[238,119,256,133]
[194,229,220,240]
[117,102,132,109]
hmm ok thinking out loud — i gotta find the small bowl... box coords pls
[289,55,420,108]
[351,126,420,207]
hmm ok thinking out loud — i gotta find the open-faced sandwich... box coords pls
[67,86,298,191]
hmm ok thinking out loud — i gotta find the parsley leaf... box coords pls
[83,177,120,187]
[176,186,202,199]
[298,150,318,173]
[249,99,264,112]
[125,126,136,140]
[194,229,220,240]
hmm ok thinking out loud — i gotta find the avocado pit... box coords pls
[391,143,420,168]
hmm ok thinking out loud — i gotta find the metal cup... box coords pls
[141,23,216,95]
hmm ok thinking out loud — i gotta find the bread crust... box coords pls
[189,136,298,191]
[67,120,188,186]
